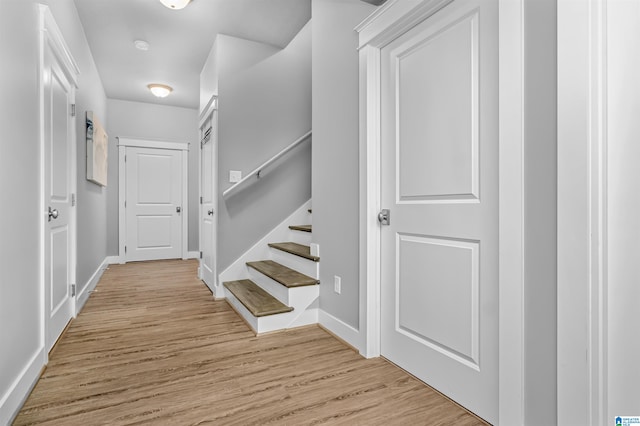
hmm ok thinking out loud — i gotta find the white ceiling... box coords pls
[74,0,312,109]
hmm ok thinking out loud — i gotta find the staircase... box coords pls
[223,208,319,334]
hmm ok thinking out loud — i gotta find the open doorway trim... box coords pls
[117,137,189,263]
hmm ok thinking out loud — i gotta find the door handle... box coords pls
[207,209,214,216]
[48,207,59,222]
[176,206,181,213]
[378,209,390,225]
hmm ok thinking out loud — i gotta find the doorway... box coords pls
[117,138,189,263]
[198,105,217,293]
[40,5,80,353]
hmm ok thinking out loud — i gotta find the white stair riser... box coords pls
[248,268,291,304]
[247,267,319,306]
[270,248,319,278]
[225,291,259,332]
[255,308,318,333]
[227,290,319,335]
[288,229,312,245]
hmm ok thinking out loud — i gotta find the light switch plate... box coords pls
[229,170,242,183]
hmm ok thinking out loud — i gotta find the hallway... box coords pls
[14,260,487,425]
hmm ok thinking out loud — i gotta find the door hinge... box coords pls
[71,104,76,117]
[124,200,127,208]
[124,155,127,162]
[200,251,203,259]
[71,284,76,297]
[71,193,76,207]
[125,246,127,253]
[200,196,203,204]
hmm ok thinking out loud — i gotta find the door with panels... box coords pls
[120,141,187,262]
[199,109,217,292]
[41,5,79,352]
[379,0,498,423]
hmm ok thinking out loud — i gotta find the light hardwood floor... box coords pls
[14,259,488,425]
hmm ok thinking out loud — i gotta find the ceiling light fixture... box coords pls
[134,40,150,51]
[159,0,191,10]
[147,84,173,98]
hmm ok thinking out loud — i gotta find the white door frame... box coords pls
[198,97,219,291]
[356,0,526,423]
[557,0,607,424]
[117,137,189,263]
[39,4,79,353]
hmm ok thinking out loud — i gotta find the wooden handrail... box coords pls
[222,130,312,198]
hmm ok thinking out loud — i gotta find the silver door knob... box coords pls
[48,207,59,222]
[207,209,214,216]
[378,209,390,225]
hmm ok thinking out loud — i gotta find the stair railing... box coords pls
[222,130,312,198]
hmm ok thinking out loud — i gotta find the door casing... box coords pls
[117,137,189,263]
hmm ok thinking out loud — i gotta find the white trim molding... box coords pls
[76,258,110,314]
[117,137,189,152]
[498,0,525,424]
[0,346,46,425]
[319,310,361,351]
[117,137,190,262]
[558,0,609,423]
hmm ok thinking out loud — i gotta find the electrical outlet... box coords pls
[229,170,242,183]
[334,275,341,294]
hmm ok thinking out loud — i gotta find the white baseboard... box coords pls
[187,251,199,260]
[319,309,362,354]
[0,346,46,426]
[106,255,121,264]
[76,257,110,314]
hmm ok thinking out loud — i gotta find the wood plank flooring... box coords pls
[14,259,488,426]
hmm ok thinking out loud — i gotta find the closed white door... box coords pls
[43,36,76,352]
[199,113,216,291]
[379,0,498,423]
[125,146,183,261]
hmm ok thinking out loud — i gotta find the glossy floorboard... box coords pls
[14,259,488,426]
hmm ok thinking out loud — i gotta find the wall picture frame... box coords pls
[86,111,108,186]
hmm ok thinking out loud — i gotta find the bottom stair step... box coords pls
[223,279,293,317]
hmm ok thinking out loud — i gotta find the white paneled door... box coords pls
[124,146,183,262]
[199,111,217,292]
[42,10,78,352]
[379,0,498,423]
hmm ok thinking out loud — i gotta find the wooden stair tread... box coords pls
[289,224,312,233]
[268,242,320,262]
[247,260,319,288]
[223,280,293,317]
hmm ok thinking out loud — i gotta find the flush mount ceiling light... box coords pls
[159,0,191,9]
[147,84,173,98]
[134,40,150,51]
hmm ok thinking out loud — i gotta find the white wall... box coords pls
[0,0,108,422]
[216,23,312,271]
[312,0,375,330]
[106,99,199,255]
[523,0,557,424]
[199,34,279,113]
